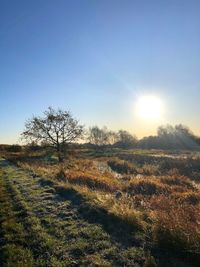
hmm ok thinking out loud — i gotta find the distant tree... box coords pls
[7,144,22,152]
[88,126,109,147]
[21,107,84,161]
[174,124,198,149]
[26,141,41,152]
[106,130,118,146]
[138,135,159,149]
[115,130,137,149]
[157,124,198,149]
[139,124,199,150]
[174,124,193,137]
[157,124,174,137]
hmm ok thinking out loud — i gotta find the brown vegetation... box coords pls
[1,147,200,266]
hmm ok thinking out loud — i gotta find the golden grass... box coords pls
[3,150,200,265]
[150,196,200,255]
[65,170,121,192]
[127,177,170,196]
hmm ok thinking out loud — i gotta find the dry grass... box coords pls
[65,170,120,192]
[107,158,138,174]
[3,149,200,266]
[160,174,195,189]
[127,177,170,196]
[172,191,200,205]
[150,196,200,260]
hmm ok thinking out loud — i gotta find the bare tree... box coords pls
[115,130,137,148]
[88,126,119,153]
[21,107,84,161]
[139,124,199,150]
[106,130,118,146]
[88,126,108,147]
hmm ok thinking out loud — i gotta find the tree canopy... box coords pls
[22,107,84,160]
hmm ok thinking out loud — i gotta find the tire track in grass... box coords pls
[2,168,71,266]
[0,168,35,266]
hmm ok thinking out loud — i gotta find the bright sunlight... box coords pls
[136,95,164,121]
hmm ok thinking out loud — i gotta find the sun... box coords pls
[135,95,164,121]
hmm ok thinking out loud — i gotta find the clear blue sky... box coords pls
[0,0,200,143]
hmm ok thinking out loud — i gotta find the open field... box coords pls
[0,148,200,267]
[2,1,200,266]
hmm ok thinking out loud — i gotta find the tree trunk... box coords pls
[58,154,64,162]
[56,142,63,162]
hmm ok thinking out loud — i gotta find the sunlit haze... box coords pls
[135,95,164,121]
[0,0,200,144]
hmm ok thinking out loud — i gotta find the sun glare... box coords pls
[136,95,164,121]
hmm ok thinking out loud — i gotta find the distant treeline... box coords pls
[138,124,200,150]
[1,124,200,152]
[86,124,200,150]
[0,144,23,152]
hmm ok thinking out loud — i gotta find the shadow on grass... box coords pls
[0,158,13,167]
[39,177,141,248]
[54,186,141,248]
[40,178,200,266]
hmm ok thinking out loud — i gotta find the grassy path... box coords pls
[0,158,147,267]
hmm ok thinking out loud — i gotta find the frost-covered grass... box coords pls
[2,148,200,266]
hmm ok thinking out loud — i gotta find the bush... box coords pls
[63,170,120,192]
[160,175,194,189]
[107,158,137,174]
[127,178,169,196]
[7,145,22,152]
[172,192,200,205]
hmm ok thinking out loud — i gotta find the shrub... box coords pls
[127,178,169,196]
[7,145,22,152]
[172,191,200,205]
[140,164,160,175]
[160,175,194,190]
[107,158,137,174]
[65,170,120,192]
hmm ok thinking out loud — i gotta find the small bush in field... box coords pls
[127,178,169,196]
[160,174,194,189]
[107,158,137,174]
[7,145,22,152]
[66,170,120,192]
[140,164,160,176]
